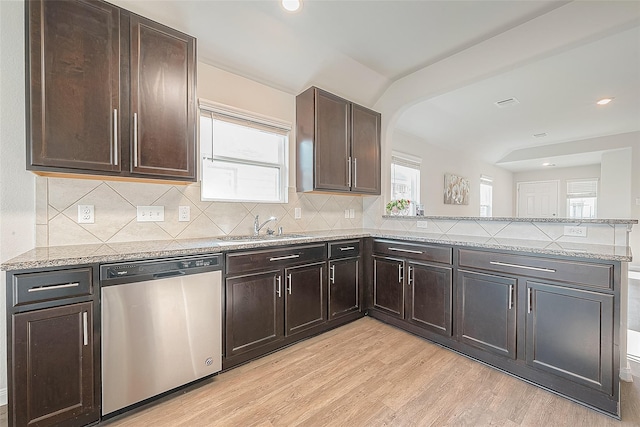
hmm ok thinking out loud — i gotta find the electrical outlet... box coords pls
[349,209,355,219]
[137,206,164,222]
[178,206,190,222]
[416,220,428,229]
[563,226,587,237]
[294,207,301,219]
[344,209,350,218]
[77,205,94,224]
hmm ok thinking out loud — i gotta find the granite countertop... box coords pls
[381,215,638,224]
[1,228,632,271]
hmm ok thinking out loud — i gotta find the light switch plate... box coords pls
[349,209,355,219]
[137,206,164,222]
[563,225,587,237]
[417,220,428,229]
[344,209,350,218]
[294,207,301,219]
[77,205,94,224]
[178,206,190,222]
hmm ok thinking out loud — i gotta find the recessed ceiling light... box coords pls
[282,0,302,12]
[542,162,555,167]
[596,97,614,105]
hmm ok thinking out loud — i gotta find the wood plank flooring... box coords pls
[100,317,638,426]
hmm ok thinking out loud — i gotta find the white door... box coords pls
[517,181,559,218]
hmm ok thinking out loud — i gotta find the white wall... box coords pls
[0,0,36,405]
[600,148,633,219]
[513,164,601,218]
[392,130,513,217]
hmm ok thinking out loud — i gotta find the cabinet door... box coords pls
[457,270,517,359]
[12,302,97,427]
[526,281,614,394]
[329,258,360,320]
[351,104,381,194]
[285,262,326,335]
[130,15,196,179]
[373,256,405,319]
[226,271,284,357]
[314,90,350,192]
[28,0,121,172]
[407,262,453,337]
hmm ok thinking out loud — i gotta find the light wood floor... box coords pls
[102,317,638,426]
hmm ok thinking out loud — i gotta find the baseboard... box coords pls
[0,387,6,406]
[620,363,634,382]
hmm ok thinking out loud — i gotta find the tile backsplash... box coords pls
[36,177,365,247]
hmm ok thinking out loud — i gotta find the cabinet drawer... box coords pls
[328,240,360,259]
[226,244,326,275]
[458,249,613,290]
[373,240,452,264]
[12,268,93,307]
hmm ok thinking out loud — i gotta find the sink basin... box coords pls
[214,234,308,243]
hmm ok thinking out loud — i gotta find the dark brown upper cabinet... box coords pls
[26,0,197,182]
[296,87,381,195]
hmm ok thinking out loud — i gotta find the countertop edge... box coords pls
[1,231,631,271]
[381,215,638,224]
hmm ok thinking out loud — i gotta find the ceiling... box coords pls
[112,0,640,171]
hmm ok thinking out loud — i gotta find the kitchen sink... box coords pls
[214,234,308,243]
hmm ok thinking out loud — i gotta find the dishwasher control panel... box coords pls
[100,254,222,285]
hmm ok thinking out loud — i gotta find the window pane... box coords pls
[213,120,282,164]
[567,197,597,219]
[391,163,420,203]
[202,159,280,202]
[479,182,493,217]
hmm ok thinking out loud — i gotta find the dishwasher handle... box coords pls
[152,270,186,280]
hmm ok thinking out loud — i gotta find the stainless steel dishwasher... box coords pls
[100,254,222,416]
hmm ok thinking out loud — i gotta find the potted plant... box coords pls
[386,199,411,215]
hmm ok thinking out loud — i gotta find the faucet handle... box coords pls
[266,227,275,236]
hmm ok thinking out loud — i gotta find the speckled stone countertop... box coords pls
[1,228,632,271]
[381,215,638,224]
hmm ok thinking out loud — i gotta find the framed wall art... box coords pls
[444,173,470,205]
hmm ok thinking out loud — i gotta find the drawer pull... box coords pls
[489,261,556,273]
[389,247,423,255]
[408,265,414,286]
[27,282,80,293]
[82,311,88,346]
[527,288,533,313]
[398,263,403,284]
[508,284,514,309]
[276,275,282,298]
[339,247,355,251]
[287,273,292,295]
[330,265,335,284]
[269,254,300,262]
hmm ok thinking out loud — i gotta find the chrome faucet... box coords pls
[253,215,277,236]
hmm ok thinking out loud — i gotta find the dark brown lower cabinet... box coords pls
[12,302,97,427]
[406,261,453,336]
[285,262,326,335]
[456,270,517,359]
[328,257,360,320]
[225,271,283,358]
[526,281,614,393]
[373,256,405,318]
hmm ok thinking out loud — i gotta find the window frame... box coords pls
[479,175,493,217]
[566,178,598,219]
[199,100,290,204]
[390,151,421,205]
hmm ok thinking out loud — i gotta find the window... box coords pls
[199,101,289,203]
[390,151,421,204]
[480,175,493,217]
[567,179,598,219]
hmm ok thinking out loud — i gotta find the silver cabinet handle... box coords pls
[407,265,413,286]
[28,282,79,293]
[276,275,282,298]
[490,261,556,273]
[82,311,88,346]
[287,273,292,295]
[527,288,532,313]
[113,109,118,166]
[347,156,352,188]
[269,254,300,262]
[133,112,139,167]
[353,157,357,188]
[339,246,355,251]
[389,247,423,255]
[398,263,403,284]
[508,284,514,309]
[330,265,335,284]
